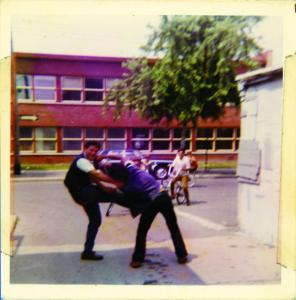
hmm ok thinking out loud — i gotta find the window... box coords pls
[195,128,239,151]
[62,128,82,151]
[85,128,104,148]
[85,128,104,139]
[35,128,57,152]
[132,128,150,150]
[105,78,120,90]
[85,78,104,101]
[196,128,214,151]
[216,128,234,150]
[172,128,191,150]
[34,75,56,101]
[217,128,233,138]
[16,74,56,102]
[61,128,105,152]
[19,127,33,152]
[196,140,213,150]
[19,127,57,153]
[61,76,83,101]
[16,74,122,103]
[16,74,33,101]
[152,129,170,151]
[197,128,213,138]
[107,128,126,149]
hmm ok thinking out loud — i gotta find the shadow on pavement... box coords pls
[192,184,208,188]
[10,247,205,285]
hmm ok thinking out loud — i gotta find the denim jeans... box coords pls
[132,191,188,262]
[74,185,124,252]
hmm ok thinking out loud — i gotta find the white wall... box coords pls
[238,77,283,245]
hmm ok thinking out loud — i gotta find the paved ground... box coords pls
[9,174,280,285]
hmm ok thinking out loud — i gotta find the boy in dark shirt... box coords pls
[106,159,188,268]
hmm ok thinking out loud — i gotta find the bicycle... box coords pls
[161,165,189,205]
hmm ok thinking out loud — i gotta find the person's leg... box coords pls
[170,177,177,198]
[158,193,188,262]
[170,176,181,198]
[76,185,120,260]
[182,176,190,205]
[131,203,159,266]
[81,202,103,260]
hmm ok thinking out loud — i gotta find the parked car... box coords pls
[97,149,172,180]
[97,149,144,166]
[147,159,172,180]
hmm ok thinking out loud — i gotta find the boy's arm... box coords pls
[89,169,124,189]
[76,157,124,190]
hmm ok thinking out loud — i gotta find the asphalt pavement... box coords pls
[9,170,280,286]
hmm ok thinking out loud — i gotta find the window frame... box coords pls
[84,77,104,103]
[195,128,240,152]
[16,74,33,102]
[61,76,83,103]
[19,127,57,153]
[35,127,58,153]
[172,128,192,151]
[131,128,151,151]
[33,75,57,102]
[19,126,34,153]
[16,74,122,104]
[106,128,127,150]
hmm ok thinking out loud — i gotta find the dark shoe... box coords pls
[81,251,104,261]
[130,261,142,268]
[186,201,191,206]
[178,256,188,264]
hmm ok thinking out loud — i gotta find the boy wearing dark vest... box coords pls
[64,141,123,261]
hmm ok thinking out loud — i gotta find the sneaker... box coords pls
[129,261,142,268]
[80,251,104,261]
[177,256,188,264]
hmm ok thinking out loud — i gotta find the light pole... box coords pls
[204,137,208,172]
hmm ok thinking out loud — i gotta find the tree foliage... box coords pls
[104,16,262,127]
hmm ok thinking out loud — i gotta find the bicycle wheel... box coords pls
[176,184,186,205]
[161,177,171,190]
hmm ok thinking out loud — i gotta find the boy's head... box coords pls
[177,148,186,159]
[83,141,101,161]
[106,163,129,183]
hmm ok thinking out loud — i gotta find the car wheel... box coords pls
[154,165,169,180]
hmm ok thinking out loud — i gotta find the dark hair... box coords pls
[106,164,129,182]
[178,148,186,153]
[84,140,101,149]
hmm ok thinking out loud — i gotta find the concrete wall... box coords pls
[238,77,283,245]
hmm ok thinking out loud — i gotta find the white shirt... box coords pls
[172,155,190,176]
[76,158,95,173]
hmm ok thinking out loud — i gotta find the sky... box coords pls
[11,15,162,57]
[11,14,283,66]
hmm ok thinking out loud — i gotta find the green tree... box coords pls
[105,16,262,142]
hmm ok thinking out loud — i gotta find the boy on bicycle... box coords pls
[170,148,191,206]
